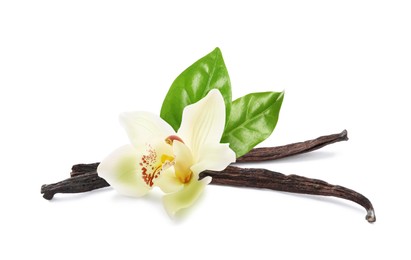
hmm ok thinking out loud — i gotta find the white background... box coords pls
[1,0,410,259]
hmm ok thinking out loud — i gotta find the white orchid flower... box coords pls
[97,89,236,216]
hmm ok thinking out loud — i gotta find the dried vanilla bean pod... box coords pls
[202,166,375,223]
[237,130,348,162]
[71,163,100,177]
[69,130,349,178]
[41,172,108,200]
[42,164,376,223]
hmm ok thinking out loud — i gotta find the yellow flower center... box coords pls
[140,135,194,187]
[177,170,192,184]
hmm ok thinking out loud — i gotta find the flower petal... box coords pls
[155,167,184,193]
[162,176,212,216]
[120,111,175,148]
[177,89,226,162]
[191,143,236,174]
[97,145,150,197]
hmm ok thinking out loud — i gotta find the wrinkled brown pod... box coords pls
[41,130,375,222]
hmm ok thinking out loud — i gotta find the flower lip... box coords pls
[138,140,174,188]
[139,144,160,187]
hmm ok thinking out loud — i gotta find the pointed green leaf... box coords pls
[160,48,232,131]
[221,91,284,157]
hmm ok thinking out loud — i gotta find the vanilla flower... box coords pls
[97,90,236,215]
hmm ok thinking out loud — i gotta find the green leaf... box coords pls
[221,91,284,157]
[160,48,232,131]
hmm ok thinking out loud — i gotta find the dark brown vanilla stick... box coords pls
[202,166,375,223]
[41,173,109,200]
[42,164,376,223]
[71,162,100,176]
[237,130,348,162]
[70,130,349,178]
